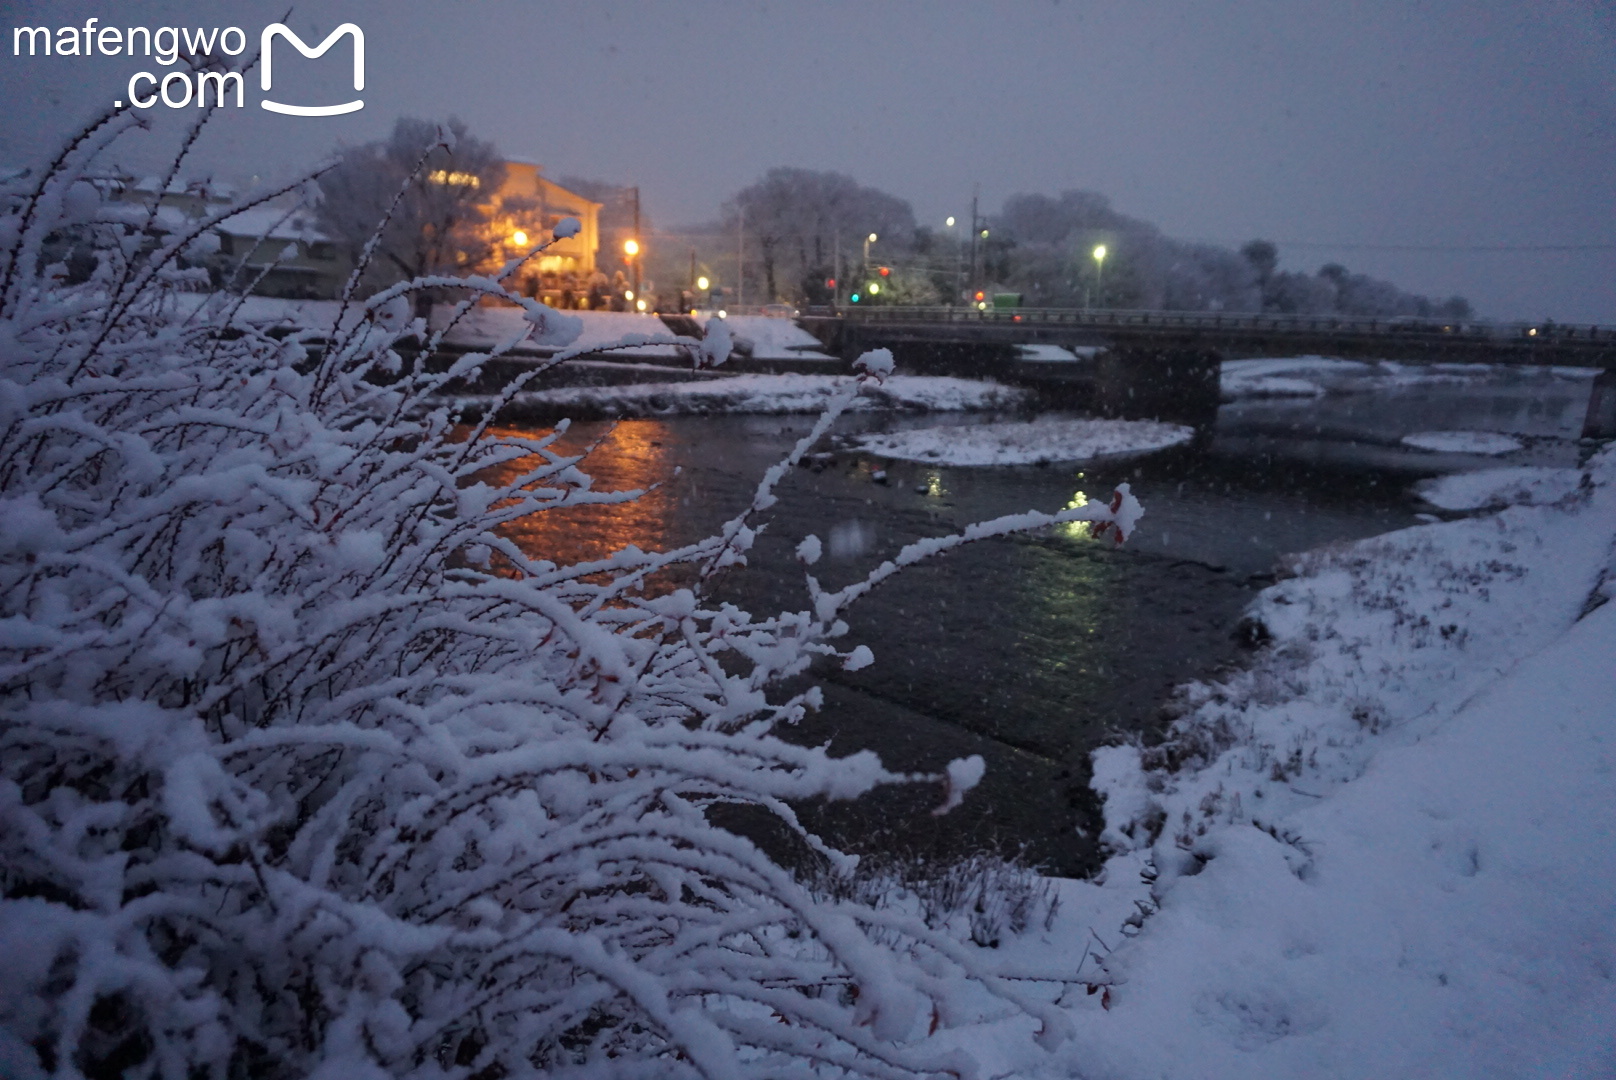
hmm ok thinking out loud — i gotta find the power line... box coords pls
[1208,240,1616,253]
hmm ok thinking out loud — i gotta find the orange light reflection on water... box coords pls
[470,420,685,578]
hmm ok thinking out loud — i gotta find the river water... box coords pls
[486,368,1596,876]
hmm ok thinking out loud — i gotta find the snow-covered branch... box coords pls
[0,136,1142,1079]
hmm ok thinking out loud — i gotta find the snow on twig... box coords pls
[0,133,1141,1080]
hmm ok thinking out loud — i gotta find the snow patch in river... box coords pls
[1401,430,1523,455]
[854,417,1194,466]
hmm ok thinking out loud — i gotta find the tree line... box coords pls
[310,120,1471,319]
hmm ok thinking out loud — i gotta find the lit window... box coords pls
[427,170,481,188]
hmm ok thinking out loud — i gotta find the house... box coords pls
[213,207,346,300]
[485,162,602,305]
[99,175,341,298]
[90,165,603,303]
[109,174,235,219]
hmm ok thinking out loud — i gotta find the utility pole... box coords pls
[967,187,979,299]
[833,232,841,308]
[630,186,641,297]
[736,206,745,309]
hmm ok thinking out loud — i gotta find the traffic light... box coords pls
[825,277,837,289]
[974,291,985,302]
[849,292,861,303]
[878,266,890,277]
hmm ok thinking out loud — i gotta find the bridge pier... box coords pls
[1584,370,1616,441]
[1092,347,1222,428]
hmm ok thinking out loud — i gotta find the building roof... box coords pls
[214,206,327,242]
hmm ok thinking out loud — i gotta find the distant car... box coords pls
[761,303,799,318]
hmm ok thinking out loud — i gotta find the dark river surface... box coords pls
[488,368,1596,877]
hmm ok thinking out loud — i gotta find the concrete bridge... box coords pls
[795,306,1616,438]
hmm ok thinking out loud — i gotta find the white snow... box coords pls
[474,373,1029,417]
[1221,356,1370,398]
[722,314,834,359]
[1415,465,1585,510]
[971,446,1616,1080]
[854,417,1194,466]
[1401,430,1524,455]
[1218,356,1589,401]
[442,306,687,357]
[1018,344,1083,362]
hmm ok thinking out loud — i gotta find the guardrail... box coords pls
[801,305,1616,343]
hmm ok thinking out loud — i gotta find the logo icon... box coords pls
[260,22,363,116]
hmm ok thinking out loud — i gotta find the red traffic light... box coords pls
[974,291,985,302]
[826,278,837,289]
[878,266,890,277]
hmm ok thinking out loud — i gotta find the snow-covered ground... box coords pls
[1415,465,1586,510]
[1402,430,1524,455]
[852,417,1194,466]
[1221,355,1599,401]
[445,309,833,361]
[176,298,833,360]
[722,314,835,359]
[460,373,1029,418]
[959,446,1616,1079]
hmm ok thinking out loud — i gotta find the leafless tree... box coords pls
[316,117,503,316]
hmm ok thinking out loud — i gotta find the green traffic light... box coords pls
[850,293,861,303]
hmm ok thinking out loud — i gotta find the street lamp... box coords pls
[1093,244,1108,308]
[696,275,710,291]
[623,237,641,296]
[945,216,955,227]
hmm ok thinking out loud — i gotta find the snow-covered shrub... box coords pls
[808,855,1060,950]
[0,119,1143,1079]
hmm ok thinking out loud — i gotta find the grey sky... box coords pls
[4,0,1614,319]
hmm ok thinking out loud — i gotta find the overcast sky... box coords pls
[4,0,1614,320]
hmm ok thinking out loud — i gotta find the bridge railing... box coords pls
[802,305,1615,343]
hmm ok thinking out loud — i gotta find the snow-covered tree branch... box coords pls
[0,128,1142,1079]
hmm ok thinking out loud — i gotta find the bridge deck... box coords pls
[799,307,1616,368]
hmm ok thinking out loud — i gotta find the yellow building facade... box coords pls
[488,163,602,300]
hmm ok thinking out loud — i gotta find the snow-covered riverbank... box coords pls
[1221,354,1598,400]
[451,372,1030,418]
[959,446,1616,1078]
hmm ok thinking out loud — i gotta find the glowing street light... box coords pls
[622,238,642,294]
[624,290,635,301]
[945,216,955,227]
[1093,244,1108,307]
[868,232,878,243]
[635,298,648,312]
[696,275,710,291]
[511,230,528,247]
